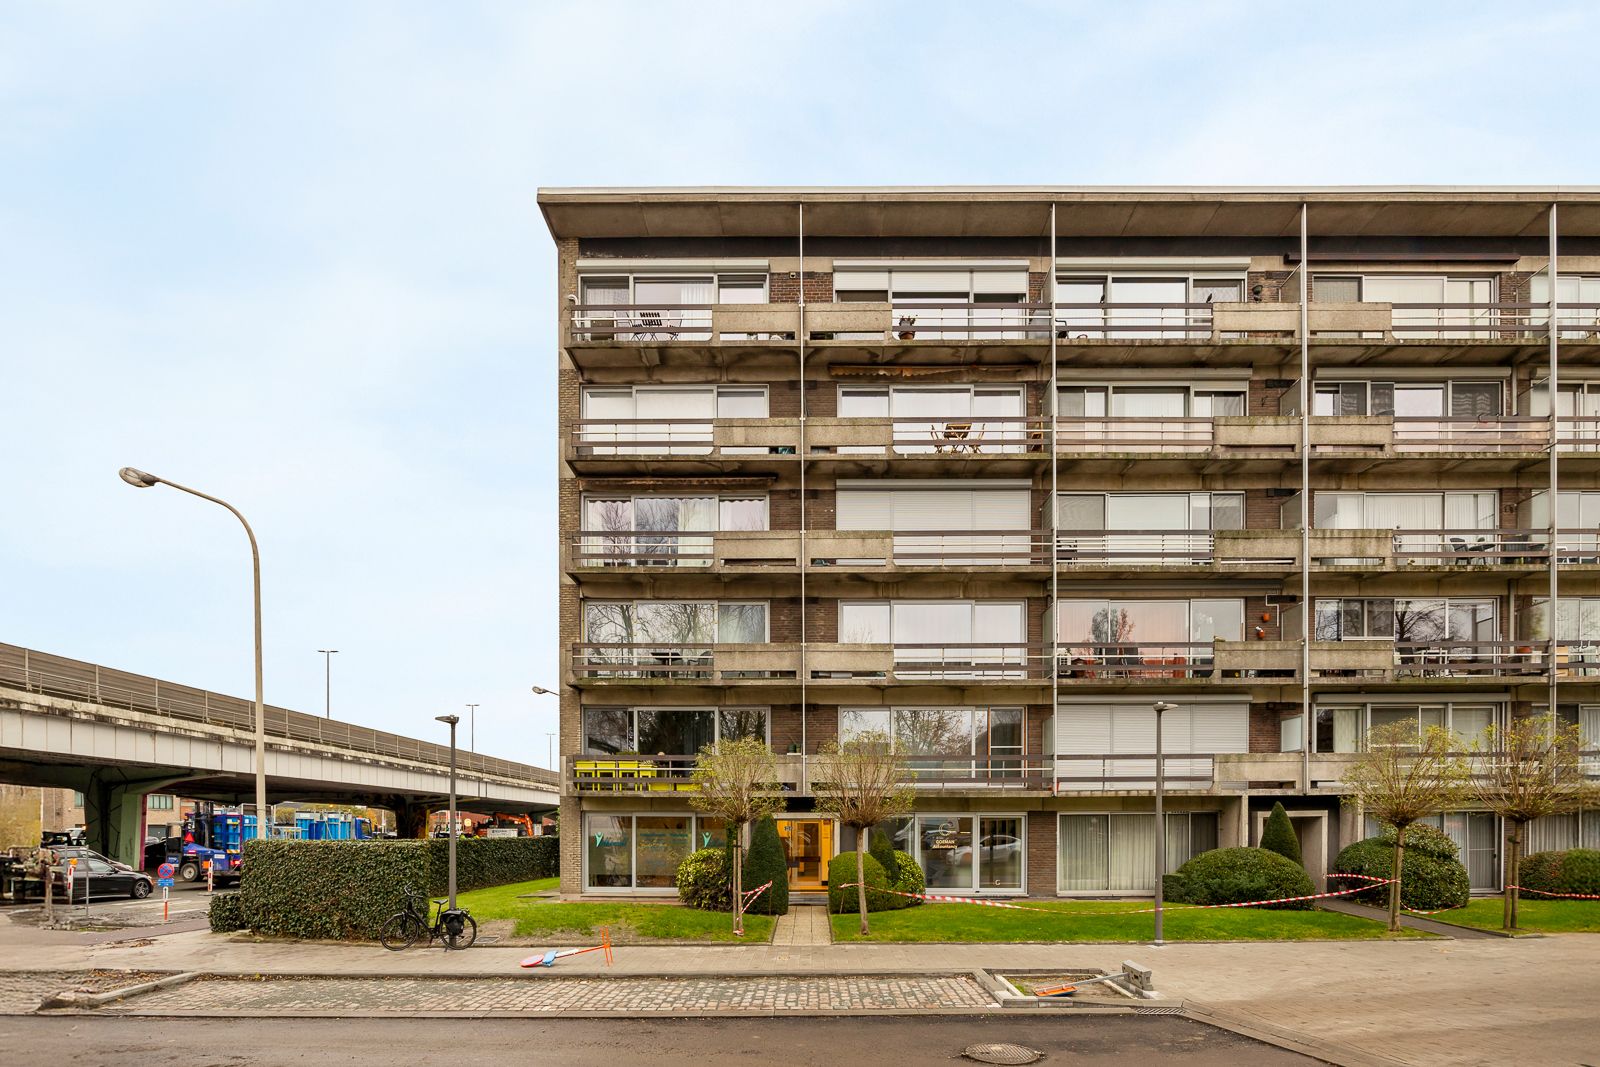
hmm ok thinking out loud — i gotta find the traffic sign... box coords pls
[156,861,175,888]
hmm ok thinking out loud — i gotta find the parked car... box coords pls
[46,849,154,900]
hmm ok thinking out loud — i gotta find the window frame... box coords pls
[1056,811,1222,896]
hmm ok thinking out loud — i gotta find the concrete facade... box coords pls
[546,186,1600,899]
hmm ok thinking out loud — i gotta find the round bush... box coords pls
[827,850,894,913]
[675,848,731,912]
[1167,846,1316,910]
[888,850,924,908]
[1518,848,1600,897]
[1332,823,1469,911]
[869,829,897,887]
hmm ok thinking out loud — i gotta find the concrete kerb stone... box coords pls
[38,970,201,1011]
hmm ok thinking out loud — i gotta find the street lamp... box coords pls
[119,467,268,842]
[435,713,460,910]
[466,703,479,754]
[1152,701,1178,946]
[531,686,557,770]
[318,649,338,719]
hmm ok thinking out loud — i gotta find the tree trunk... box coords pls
[1387,826,1407,933]
[1505,822,1522,932]
[732,824,744,936]
[856,834,869,936]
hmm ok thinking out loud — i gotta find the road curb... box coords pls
[1181,1001,1410,1067]
[38,970,201,1011]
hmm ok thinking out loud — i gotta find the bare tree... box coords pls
[687,736,784,934]
[1472,714,1598,930]
[811,731,915,935]
[1342,721,1472,931]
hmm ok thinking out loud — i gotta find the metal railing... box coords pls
[1051,302,1218,340]
[569,303,715,342]
[1055,417,1215,452]
[883,302,1051,341]
[815,416,1047,455]
[1053,752,1218,791]
[566,753,1057,794]
[570,644,795,681]
[1389,416,1549,452]
[0,643,557,785]
[1388,529,1549,565]
[1055,643,1223,680]
[1383,302,1549,339]
[814,531,1048,568]
[1056,531,1216,565]
[568,418,796,457]
[1558,416,1600,451]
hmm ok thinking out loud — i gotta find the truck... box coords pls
[147,808,246,883]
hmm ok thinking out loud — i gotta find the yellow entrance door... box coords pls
[775,818,833,890]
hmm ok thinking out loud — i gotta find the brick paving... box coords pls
[107,973,995,1016]
[0,970,170,1014]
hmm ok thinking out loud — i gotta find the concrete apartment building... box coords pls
[544,187,1600,900]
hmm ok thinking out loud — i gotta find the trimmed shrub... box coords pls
[676,848,732,912]
[827,850,893,913]
[208,891,247,933]
[869,828,896,887]
[1166,846,1316,910]
[888,850,924,908]
[1332,824,1469,912]
[741,816,789,916]
[1260,803,1303,867]
[1518,848,1600,897]
[236,836,556,941]
[528,834,560,879]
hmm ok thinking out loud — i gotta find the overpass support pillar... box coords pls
[388,799,432,839]
[83,771,187,867]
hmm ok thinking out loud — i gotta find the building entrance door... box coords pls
[774,818,833,890]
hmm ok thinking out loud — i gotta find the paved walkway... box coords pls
[771,906,831,947]
[1318,899,1500,939]
[2,922,1596,1065]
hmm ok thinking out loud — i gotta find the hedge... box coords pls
[742,816,790,916]
[236,835,557,940]
[887,850,924,908]
[1331,824,1469,912]
[1260,803,1303,867]
[1518,848,1600,897]
[208,891,247,933]
[676,848,732,911]
[1163,846,1315,910]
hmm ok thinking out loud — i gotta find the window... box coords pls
[580,494,767,567]
[583,812,715,891]
[837,705,1026,778]
[577,385,769,455]
[1313,491,1496,532]
[1313,598,1496,644]
[72,791,84,808]
[581,707,769,755]
[1056,382,1246,418]
[1058,813,1220,893]
[835,482,1032,565]
[1312,379,1502,417]
[838,600,1025,645]
[1313,703,1499,753]
[1530,275,1600,338]
[1056,599,1243,659]
[577,271,770,341]
[1055,492,1242,564]
[1529,491,1600,559]
[1053,702,1248,787]
[148,794,175,811]
[1528,599,1600,661]
[583,601,767,645]
[834,263,1031,339]
[1054,271,1245,339]
[1313,274,1494,339]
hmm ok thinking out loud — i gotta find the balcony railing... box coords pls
[567,753,1056,794]
[1389,416,1549,453]
[1383,303,1549,340]
[808,416,1047,456]
[570,531,801,570]
[569,418,799,457]
[1055,417,1214,452]
[1558,416,1600,451]
[810,531,1048,568]
[1387,529,1549,565]
[571,644,799,682]
[1056,531,1215,565]
[1056,643,1227,681]
[570,303,716,342]
[884,302,1052,341]
[572,643,1051,683]
[1311,641,1546,681]
[1054,752,1218,791]
[1052,303,1219,340]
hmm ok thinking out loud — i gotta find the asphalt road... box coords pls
[0,1014,1315,1066]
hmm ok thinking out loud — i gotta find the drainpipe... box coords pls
[798,201,808,780]
[1049,202,1059,793]
[1299,204,1311,793]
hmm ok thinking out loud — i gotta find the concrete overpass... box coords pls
[0,643,558,865]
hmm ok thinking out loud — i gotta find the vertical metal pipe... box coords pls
[447,718,458,908]
[1548,204,1560,727]
[1299,204,1311,790]
[1049,204,1059,769]
[797,201,807,760]
[1153,701,1166,945]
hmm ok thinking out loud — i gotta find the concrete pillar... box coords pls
[83,772,185,866]
[390,799,431,839]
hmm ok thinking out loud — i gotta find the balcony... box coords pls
[806,417,1048,472]
[570,644,800,684]
[568,530,1050,575]
[570,643,1052,687]
[1055,641,1294,684]
[566,752,1057,796]
[1305,529,1551,571]
[808,643,1052,684]
[1310,641,1548,682]
[1054,752,1219,793]
[569,531,802,572]
[566,418,800,473]
[1056,530,1299,573]
[807,530,1048,571]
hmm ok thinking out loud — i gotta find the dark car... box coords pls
[47,849,154,900]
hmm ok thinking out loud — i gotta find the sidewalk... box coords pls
[2,921,1595,1066]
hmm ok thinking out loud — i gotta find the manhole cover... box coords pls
[962,1043,1041,1065]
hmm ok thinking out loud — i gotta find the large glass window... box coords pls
[583,602,767,646]
[577,385,769,455]
[878,814,1026,894]
[1055,492,1244,563]
[1313,703,1500,753]
[839,706,1026,780]
[1057,599,1243,666]
[835,384,1028,453]
[1058,813,1220,893]
[1314,598,1497,643]
[1057,382,1246,417]
[582,707,769,755]
[580,494,767,567]
[583,813,719,891]
[1313,379,1502,418]
[837,601,1027,675]
[1054,272,1245,339]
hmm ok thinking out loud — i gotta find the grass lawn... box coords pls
[455,879,773,942]
[827,900,1432,943]
[1433,898,1600,934]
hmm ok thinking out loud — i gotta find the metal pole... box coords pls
[546,731,555,770]
[797,200,808,760]
[318,649,337,719]
[119,470,269,842]
[1299,204,1312,792]
[435,714,460,909]
[1153,701,1172,946]
[466,704,479,754]
[1050,204,1060,746]
[1548,204,1560,735]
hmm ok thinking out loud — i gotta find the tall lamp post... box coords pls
[120,467,268,842]
[1152,701,1178,946]
[531,686,557,770]
[318,649,338,719]
[435,714,460,909]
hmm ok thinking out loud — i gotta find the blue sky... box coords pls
[3,1,1598,768]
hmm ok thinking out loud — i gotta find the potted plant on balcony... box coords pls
[896,315,917,340]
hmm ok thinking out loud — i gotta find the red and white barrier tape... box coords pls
[1507,885,1600,900]
[736,880,773,918]
[837,874,1393,916]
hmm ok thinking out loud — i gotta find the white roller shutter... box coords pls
[834,270,889,291]
[836,489,895,531]
[1055,705,1112,784]
[971,270,1029,294]
[1191,704,1248,753]
[892,270,974,293]
[837,487,1028,532]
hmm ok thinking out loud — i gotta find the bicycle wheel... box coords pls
[441,911,477,950]
[380,912,426,951]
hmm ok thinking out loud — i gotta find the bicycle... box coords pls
[380,885,477,950]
